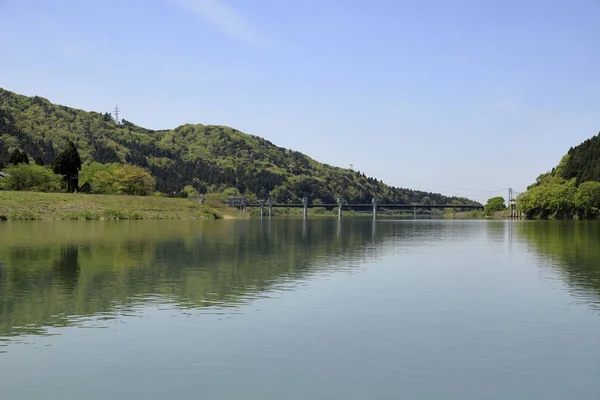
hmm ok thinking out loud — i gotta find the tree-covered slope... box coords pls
[0,87,477,205]
[518,131,600,219]
[560,132,600,184]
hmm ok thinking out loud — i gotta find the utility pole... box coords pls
[113,105,120,124]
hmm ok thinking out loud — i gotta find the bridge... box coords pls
[229,197,483,219]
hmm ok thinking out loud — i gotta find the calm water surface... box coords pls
[0,219,598,399]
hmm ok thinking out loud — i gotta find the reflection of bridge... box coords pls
[229,197,483,219]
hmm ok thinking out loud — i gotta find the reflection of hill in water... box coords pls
[0,219,407,339]
[517,221,600,309]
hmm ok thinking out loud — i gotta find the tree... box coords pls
[92,170,120,194]
[0,164,62,192]
[182,185,199,198]
[8,149,29,166]
[574,181,600,219]
[0,142,8,168]
[484,196,506,215]
[112,164,156,196]
[53,141,82,192]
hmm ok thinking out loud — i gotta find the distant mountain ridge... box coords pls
[0,87,478,205]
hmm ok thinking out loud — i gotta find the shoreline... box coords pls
[0,191,246,221]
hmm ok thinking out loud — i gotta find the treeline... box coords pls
[518,178,600,219]
[0,87,478,205]
[561,132,600,184]
[0,142,156,196]
[518,132,600,219]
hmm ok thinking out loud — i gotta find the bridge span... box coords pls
[230,197,483,219]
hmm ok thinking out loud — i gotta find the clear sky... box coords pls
[1,0,599,202]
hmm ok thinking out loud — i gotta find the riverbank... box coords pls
[443,209,512,219]
[0,191,245,220]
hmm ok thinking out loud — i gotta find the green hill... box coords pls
[518,131,600,219]
[0,87,477,205]
[560,132,600,184]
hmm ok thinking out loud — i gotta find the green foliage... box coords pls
[223,187,241,197]
[60,210,101,220]
[0,87,478,205]
[519,132,600,219]
[79,161,118,184]
[53,141,82,176]
[561,132,600,184]
[0,164,62,192]
[182,185,199,198]
[52,140,82,192]
[573,181,600,219]
[8,148,29,165]
[112,164,156,196]
[484,196,506,216]
[8,210,40,220]
[518,180,578,219]
[83,163,155,196]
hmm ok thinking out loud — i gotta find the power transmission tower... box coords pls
[113,105,120,124]
[349,164,354,171]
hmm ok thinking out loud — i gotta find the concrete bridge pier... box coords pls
[302,217,307,240]
[372,219,376,240]
[337,198,343,219]
[413,207,417,219]
[268,197,273,218]
[302,197,308,219]
[372,197,378,220]
[259,199,265,218]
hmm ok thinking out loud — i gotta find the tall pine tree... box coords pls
[53,141,82,192]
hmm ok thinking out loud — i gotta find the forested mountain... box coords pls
[518,131,600,219]
[0,87,477,205]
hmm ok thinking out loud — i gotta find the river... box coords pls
[0,219,598,399]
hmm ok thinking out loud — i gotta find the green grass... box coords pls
[443,209,489,219]
[0,191,245,220]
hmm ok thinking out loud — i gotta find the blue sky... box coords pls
[1,0,599,201]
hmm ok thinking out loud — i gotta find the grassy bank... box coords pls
[0,191,245,220]
[442,208,513,219]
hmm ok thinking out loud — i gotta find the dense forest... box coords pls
[0,87,478,205]
[518,132,600,219]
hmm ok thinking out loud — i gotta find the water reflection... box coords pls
[0,219,396,342]
[516,221,600,310]
[2,219,600,346]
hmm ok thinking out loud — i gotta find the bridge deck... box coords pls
[244,203,483,209]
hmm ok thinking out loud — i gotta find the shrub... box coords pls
[0,164,62,192]
[84,163,156,196]
[9,210,41,220]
